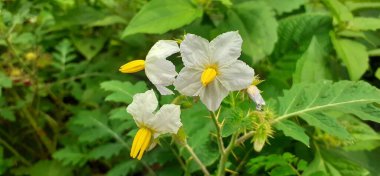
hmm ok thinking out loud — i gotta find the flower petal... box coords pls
[247,85,266,111]
[210,31,242,67]
[146,40,179,62]
[173,67,203,96]
[180,34,210,70]
[149,104,182,138]
[199,80,229,111]
[145,59,177,95]
[127,90,158,127]
[155,85,174,95]
[218,60,255,91]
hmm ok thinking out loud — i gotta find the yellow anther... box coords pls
[130,128,152,160]
[201,67,217,86]
[119,60,145,73]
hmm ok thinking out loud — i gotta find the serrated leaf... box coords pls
[53,147,87,166]
[266,0,306,15]
[293,37,332,84]
[274,120,309,146]
[88,143,123,160]
[100,81,147,103]
[227,1,278,62]
[122,0,202,37]
[331,36,369,81]
[273,81,380,139]
[266,14,332,89]
[78,128,110,143]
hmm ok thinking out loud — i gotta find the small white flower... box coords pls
[127,90,182,160]
[120,40,179,95]
[174,31,255,111]
[247,85,266,111]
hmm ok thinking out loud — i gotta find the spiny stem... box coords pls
[184,143,210,176]
[216,133,238,176]
[210,110,224,152]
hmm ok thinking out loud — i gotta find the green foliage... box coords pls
[246,152,308,176]
[273,81,380,143]
[101,81,148,104]
[227,1,278,62]
[1,0,380,175]
[122,0,202,37]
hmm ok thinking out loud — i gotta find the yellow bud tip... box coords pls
[25,52,37,61]
[119,60,145,73]
[201,67,217,86]
[130,128,152,160]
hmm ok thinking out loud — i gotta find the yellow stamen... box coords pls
[119,60,145,73]
[201,67,217,86]
[130,128,152,160]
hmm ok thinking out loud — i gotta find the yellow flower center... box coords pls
[201,67,217,86]
[130,127,152,160]
[119,60,145,73]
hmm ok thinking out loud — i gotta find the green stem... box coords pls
[0,138,31,166]
[184,143,210,176]
[210,111,224,153]
[216,133,238,176]
[232,148,253,176]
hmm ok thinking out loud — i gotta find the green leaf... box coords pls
[267,14,332,88]
[19,160,73,176]
[0,108,15,121]
[331,36,369,81]
[274,120,309,146]
[227,1,278,62]
[340,116,380,151]
[53,147,87,166]
[348,17,380,31]
[122,0,202,37]
[301,112,351,139]
[0,72,12,96]
[181,103,219,172]
[273,81,380,139]
[293,37,332,84]
[71,36,106,60]
[376,68,380,80]
[266,0,306,15]
[88,143,124,160]
[303,149,369,176]
[100,81,147,104]
[323,0,353,22]
[106,160,139,176]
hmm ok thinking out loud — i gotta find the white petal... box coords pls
[126,90,158,126]
[146,40,179,62]
[149,104,182,138]
[199,80,229,111]
[173,67,203,96]
[155,85,174,95]
[210,31,243,67]
[145,59,177,95]
[247,85,266,110]
[218,60,255,91]
[180,34,211,70]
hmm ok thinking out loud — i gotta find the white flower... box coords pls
[127,90,182,160]
[247,85,266,111]
[174,31,255,111]
[120,40,179,95]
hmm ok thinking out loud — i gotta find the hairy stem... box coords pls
[0,138,31,166]
[216,133,238,176]
[210,110,224,152]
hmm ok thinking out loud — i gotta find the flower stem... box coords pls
[210,111,224,152]
[216,133,238,176]
[184,143,210,176]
